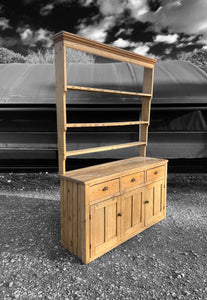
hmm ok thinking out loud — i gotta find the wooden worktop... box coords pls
[59,156,168,185]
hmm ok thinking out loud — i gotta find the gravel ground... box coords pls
[0,172,207,300]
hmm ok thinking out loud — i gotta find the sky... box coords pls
[0,0,207,58]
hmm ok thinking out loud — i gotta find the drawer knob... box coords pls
[102,186,108,191]
[131,177,136,182]
[117,213,122,217]
[154,171,158,175]
[144,200,149,204]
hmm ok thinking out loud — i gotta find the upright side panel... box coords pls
[54,40,67,175]
[60,179,68,248]
[60,179,81,259]
[67,181,73,251]
[72,182,78,256]
[79,184,90,264]
[140,67,154,156]
[77,184,82,259]
[163,163,168,218]
[84,185,90,264]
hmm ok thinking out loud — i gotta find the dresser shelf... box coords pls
[53,31,168,263]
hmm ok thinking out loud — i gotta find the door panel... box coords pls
[105,204,117,241]
[122,194,132,230]
[133,192,143,227]
[144,180,164,227]
[121,188,144,240]
[94,206,105,247]
[90,196,120,258]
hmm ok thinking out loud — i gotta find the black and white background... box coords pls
[0,1,207,299]
[0,0,207,57]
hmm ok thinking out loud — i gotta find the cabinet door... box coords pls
[90,196,120,259]
[144,180,165,227]
[121,188,144,241]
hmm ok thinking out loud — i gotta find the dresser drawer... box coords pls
[89,179,119,201]
[146,165,165,182]
[121,171,145,191]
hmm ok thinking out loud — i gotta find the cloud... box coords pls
[17,27,33,45]
[149,0,207,35]
[17,26,53,47]
[80,0,95,6]
[94,0,207,47]
[40,4,54,16]
[166,0,183,9]
[180,35,198,43]
[111,37,150,56]
[97,0,126,16]
[198,33,207,49]
[34,28,53,47]
[154,34,178,44]
[0,17,12,31]
[1,0,206,59]
[133,43,150,56]
[115,28,133,38]
[96,0,149,20]
[127,0,149,19]
[112,38,131,48]
[77,16,115,42]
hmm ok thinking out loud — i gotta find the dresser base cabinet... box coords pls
[59,157,168,264]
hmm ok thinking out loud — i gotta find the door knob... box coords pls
[144,200,149,204]
[117,213,122,217]
[102,186,108,191]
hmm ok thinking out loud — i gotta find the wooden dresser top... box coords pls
[59,156,168,185]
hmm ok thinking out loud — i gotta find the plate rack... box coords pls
[53,31,156,175]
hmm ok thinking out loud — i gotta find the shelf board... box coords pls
[66,141,146,157]
[67,85,152,98]
[66,121,149,128]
